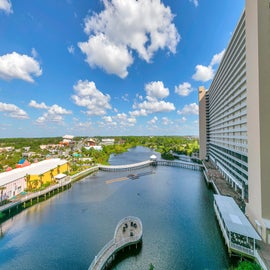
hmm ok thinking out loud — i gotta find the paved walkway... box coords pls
[203,160,245,210]
[257,241,270,269]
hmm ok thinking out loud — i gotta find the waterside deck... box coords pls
[89,216,143,270]
[0,178,72,214]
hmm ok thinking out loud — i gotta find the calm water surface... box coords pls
[0,147,230,269]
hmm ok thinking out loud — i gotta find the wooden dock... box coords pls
[105,170,155,184]
[105,177,129,184]
[88,216,143,270]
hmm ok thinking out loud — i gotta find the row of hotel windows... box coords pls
[209,150,248,199]
[209,35,245,104]
[209,143,248,165]
[208,14,245,104]
[208,46,246,108]
[209,95,247,123]
[210,139,247,148]
[209,128,246,135]
[208,143,248,180]
[209,97,247,128]
[210,130,246,138]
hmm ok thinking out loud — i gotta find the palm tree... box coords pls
[39,174,44,188]
[32,179,39,191]
[25,174,32,191]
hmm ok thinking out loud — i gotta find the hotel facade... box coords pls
[199,0,270,243]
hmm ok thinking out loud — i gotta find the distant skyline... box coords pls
[0,0,244,138]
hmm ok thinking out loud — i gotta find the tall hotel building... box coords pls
[199,0,270,243]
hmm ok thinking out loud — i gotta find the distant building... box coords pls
[85,138,96,146]
[16,159,31,168]
[0,146,14,153]
[198,0,270,243]
[59,135,75,146]
[63,135,74,141]
[22,152,35,158]
[40,144,61,150]
[100,138,115,145]
[0,158,69,199]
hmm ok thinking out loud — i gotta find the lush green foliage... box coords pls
[0,136,199,173]
[119,136,199,157]
[230,260,262,270]
[0,137,62,151]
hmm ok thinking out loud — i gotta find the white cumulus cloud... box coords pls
[102,116,117,127]
[175,82,193,96]
[29,100,49,109]
[67,45,75,54]
[131,80,175,116]
[192,64,214,82]
[210,49,225,66]
[162,117,173,125]
[148,116,158,125]
[72,80,111,115]
[78,0,180,78]
[75,121,92,129]
[135,100,175,113]
[0,52,42,82]
[0,0,12,14]
[113,113,136,127]
[192,49,225,82]
[78,34,133,78]
[177,103,198,115]
[145,81,169,101]
[34,103,72,125]
[0,102,29,119]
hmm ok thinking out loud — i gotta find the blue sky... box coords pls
[0,0,244,138]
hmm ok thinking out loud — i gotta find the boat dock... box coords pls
[88,216,143,270]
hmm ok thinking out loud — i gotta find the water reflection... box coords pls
[0,147,229,270]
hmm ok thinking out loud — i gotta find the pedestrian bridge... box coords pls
[88,216,143,270]
[98,160,153,171]
[98,159,202,172]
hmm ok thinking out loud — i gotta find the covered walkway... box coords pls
[214,195,261,258]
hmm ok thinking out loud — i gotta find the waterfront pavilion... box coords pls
[214,194,261,258]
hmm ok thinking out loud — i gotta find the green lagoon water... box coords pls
[0,147,230,269]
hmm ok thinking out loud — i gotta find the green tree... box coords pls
[232,261,262,270]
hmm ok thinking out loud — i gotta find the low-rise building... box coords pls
[0,158,69,200]
[85,138,96,146]
[100,138,115,145]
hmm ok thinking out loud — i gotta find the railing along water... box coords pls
[89,216,143,270]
